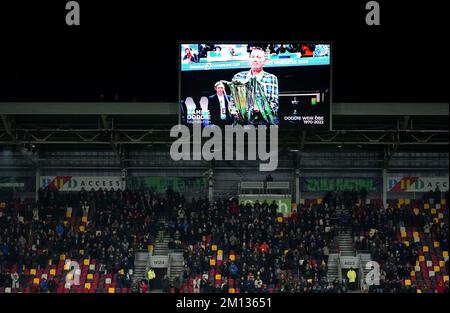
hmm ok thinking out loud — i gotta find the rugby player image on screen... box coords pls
[222,47,279,126]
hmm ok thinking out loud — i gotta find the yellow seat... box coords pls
[419,256,425,262]
[410,271,415,277]
[423,246,429,253]
[401,231,407,238]
[431,208,437,215]
[87,273,93,280]
[211,245,217,251]
[50,269,56,276]
[66,274,74,281]
[229,255,235,261]
[413,231,419,238]
[443,251,449,258]
[215,274,221,280]
[147,245,153,252]
[434,266,440,272]
[30,269,36,276]
[217,250,223,256]
[444,276,449,283]
[277,217,283,223]
[210,259,216,266]
[416,289,422,293]
[33,278,40,285]
[108,288,115,293]
[82,216,88,223]
[60,254,66,261]
[440,261,445,268]
[404,279,411,286]
[83,259,90,266]
[434,242,440,248]
[229,288,235,293]
[424,203,430,209]
[79,225,85,232]
[64,262,70,271]
[85,283,91,289]
[66,211,72,218]
[405,199,410,205]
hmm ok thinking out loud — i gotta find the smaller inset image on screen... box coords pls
[179,43,331,129]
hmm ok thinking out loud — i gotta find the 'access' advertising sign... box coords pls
[388,177,448,193]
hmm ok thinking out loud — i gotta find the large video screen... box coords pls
[179,42,331,129]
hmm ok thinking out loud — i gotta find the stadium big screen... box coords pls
[179,42,331,129]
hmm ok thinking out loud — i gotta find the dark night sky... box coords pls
[0,0,448,103]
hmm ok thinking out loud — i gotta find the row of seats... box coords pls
[396,199,448,292]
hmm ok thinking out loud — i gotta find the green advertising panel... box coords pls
[128,176,207,194]
[303,178,377,192]
[238,195,292,217]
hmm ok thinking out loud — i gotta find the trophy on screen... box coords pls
[220,77,275,125]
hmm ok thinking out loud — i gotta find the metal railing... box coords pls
[358,254,365,290]
[337,253,342,282]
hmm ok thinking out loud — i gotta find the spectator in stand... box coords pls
[11,272,19,289]
[434,186,442,204]
[138,279,148,293]
[193,276,201,293]
[40,278,49,293]
[173,274,182,293]
[254,275,263,291]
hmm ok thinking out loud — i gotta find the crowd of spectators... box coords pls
[347,190,449,293]
[163,193,344,293]
[0,188,173,292]
[1,186,448,293]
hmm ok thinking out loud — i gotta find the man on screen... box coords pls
[231,47,279,125]
[208,81,233,126]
